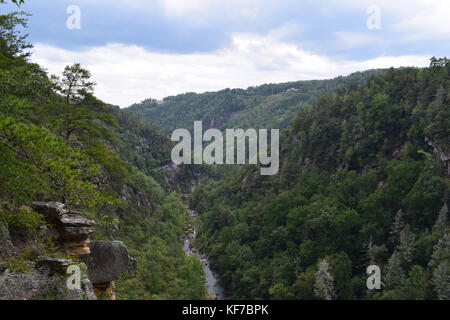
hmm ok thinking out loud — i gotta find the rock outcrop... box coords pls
[0,268,97,300]
[81,240,137,300]
[36,257,73,275]
[32,202,96,255]
[1,202,137,300]
[426,137,450,175]
[0,218,14,261]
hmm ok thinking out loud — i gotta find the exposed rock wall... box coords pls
[32,202,96,256]
[1,202,136,300]
[426,137,450,175]
[0,269,95,300]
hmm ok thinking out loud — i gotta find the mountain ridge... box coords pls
[126,69,389,133]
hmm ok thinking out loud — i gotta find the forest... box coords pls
[128,69,386,134]
[188,59,450,300]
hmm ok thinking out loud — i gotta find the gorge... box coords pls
[0,6,448,299]
[182,209,225,300]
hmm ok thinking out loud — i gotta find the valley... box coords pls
[127,60,450,300]
[183,209,225,300]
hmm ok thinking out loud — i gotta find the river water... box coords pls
[182,210,226,300]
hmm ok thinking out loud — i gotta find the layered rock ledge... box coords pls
[32,202,96,255]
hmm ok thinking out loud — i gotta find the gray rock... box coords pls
[0,269,97,300]
[0,218,9,241]
[81,240,137,284]
[0,219,14,260]
[60,226,96,240]
[32,202,96,243]
[31,202,68,221]
[81,277,97,300]
[426,137,450,175]
[37,257,72,275]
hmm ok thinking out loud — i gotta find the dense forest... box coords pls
[128,69,386,133]
[189,60,450,300]
[0,5,207,300]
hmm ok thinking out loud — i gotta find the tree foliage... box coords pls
[191,59,450,300]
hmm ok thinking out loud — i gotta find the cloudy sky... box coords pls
[2,0,449,107]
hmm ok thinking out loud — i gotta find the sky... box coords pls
[2,0,449,107]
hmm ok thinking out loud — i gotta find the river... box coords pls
[182,210,226,300]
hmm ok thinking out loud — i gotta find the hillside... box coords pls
[0,10,207,300]
[126,70,386,133]
[190,60,450,300]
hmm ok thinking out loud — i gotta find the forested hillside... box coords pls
[190,60,450,300]
[127,70,386,133]
[0,7,207,300]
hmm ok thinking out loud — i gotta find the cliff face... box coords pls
[0,202,137,300]
[0,267,96,300]
[426,137,450,176]
[32,202,96,256]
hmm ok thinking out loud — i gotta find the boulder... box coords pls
[81,240,137,284]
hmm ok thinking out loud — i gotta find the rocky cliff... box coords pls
[0,202,137,300]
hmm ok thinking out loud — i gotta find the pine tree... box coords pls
[433,203,448,231]
[47,63,116,145]
[314,259,335,300]
[429,233,450,268]
[390,209,405,244]
[433,261,449,300]
[363,236,387,266]
[0,10,32,57]
[366,237,376,265]
[385,252,405,290]
[53,63,96,104]
[396,224,416,267]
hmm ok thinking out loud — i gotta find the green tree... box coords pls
[314,259,335,300]
[53,63,96,104]
[432,262,449,300]
[0,10,31,57]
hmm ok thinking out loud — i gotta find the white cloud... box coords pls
[393,1,450,39]
[31,32,430,108]
[335,0,450,39]
[156,0,450,34]
[73,0,450,39]
[159,0,270,20]
[334,32,387,49]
